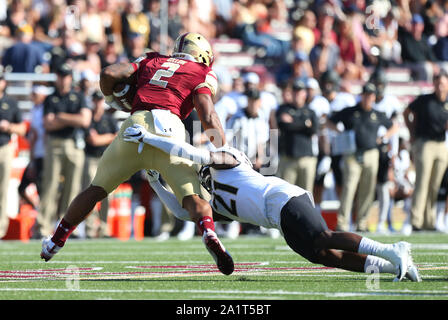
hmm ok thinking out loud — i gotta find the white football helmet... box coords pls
[214,146,253,168]
[198,165,213,193]
[172,32,214,67]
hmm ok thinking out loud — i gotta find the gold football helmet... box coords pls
[172,32,214,67]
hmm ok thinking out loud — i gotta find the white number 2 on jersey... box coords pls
[149,62,180,88]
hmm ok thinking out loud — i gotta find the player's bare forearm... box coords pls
[100,62,137,96]
[194,93,226,148]
[44,114,67,131]
[6,122,26,136]
[203,110,226,147]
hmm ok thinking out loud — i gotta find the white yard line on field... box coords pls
[0,287,447,298]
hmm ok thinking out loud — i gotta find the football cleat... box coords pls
[202,230,234,275]
[385,241,411,282]
[404,261,422,282]
[40,236,62,262]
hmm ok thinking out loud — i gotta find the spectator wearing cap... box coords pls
[275,50,313,93]
[327,83,398,232]
[35,63,92,237]
[82,91,118,238]
[77,69,99,108]
[0,67,26,238]
[236,72,278,130]
[227,86,269,171]
[276,79,319,192]
[18,85,52,210]
[403,70,448,232]
[398,13,438,80]
[1,23,49,73]
[77,37,102,76]
[292,51,313,80]
[306,77,330,119]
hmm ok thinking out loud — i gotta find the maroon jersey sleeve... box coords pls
[131,53,218,119]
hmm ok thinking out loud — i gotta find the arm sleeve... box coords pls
[79,93,91,111]
[381,113,393,129]
[43,96,54,115]
[142,132,211,165]
[149,180,191,221]
[310,110,319,135]
[194,70,218,97]
[11,100,22,123]
[408,96,420,113]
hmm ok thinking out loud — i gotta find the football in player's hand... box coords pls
[112,82,136,112]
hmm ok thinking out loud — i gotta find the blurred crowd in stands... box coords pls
[0,0,447,241]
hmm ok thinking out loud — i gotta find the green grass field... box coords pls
[0,233,447,301]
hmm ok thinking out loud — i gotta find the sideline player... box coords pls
[40,33,234,275]
[123,124,422,282]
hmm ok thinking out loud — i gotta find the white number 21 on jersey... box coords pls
[149,62,180,88]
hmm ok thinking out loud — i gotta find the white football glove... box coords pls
[123,124,149,154]
[145,169,160,183]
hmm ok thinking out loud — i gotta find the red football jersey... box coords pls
[131,52,218,120]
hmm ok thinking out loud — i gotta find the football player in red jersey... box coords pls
[40,33,234,275]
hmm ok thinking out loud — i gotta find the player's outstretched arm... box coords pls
[123,124,212,165]
[146,170,235,224]
[145,170,191,221]
[146,170,235,223]
[124,124,240,168]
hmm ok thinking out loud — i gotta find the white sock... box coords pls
[358,237,392,256]
[364,255,396,274]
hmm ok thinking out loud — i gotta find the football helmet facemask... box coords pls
[173,32,214,67]
[198,165,213,193]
